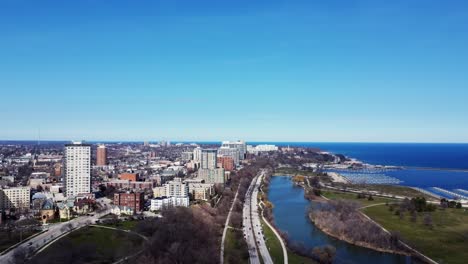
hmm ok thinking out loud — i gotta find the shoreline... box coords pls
[308,213,411,256]
[260,174,317,263]
[269,173,409,258]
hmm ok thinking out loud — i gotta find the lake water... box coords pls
[252,142,468,197]
[268,176,415,264]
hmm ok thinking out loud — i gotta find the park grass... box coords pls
[31,226,144,263]
[274,168,321,177]
[101,219,139,230]
[322,190,396,207]
[260,219,317,264]
[354,184,435,200]
[363,205,468,264]
[260,219,284,264]
[0,230,37,252]
[288,249,317,264]
[224,228,249,264]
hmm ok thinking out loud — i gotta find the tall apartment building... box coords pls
[221,140,246,160]
[113,192,144,212]
[198,168,225,184]
[96,145,107,166]
[193,147,202,163]
[164,178,189,197]
[218,147,240,165]
[0,186,31,210]
[64,141,91,197]
[201,149,217,169]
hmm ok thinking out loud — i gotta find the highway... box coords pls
[243,170,273,264]
[0,197,112,264]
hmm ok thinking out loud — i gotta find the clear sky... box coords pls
[1,0,468,142]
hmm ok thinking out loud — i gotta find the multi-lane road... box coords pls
[0,198,112,264]
[243,170,273,264]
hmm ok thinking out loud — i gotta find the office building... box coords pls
[201,149,217,169]
[96,145,107,166]
[64,141,91,197]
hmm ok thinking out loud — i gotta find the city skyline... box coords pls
[2,0,468,143]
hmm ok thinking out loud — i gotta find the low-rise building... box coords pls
[188,183,214,201]
[119,173,139,182]
[110,205,134,216]
[39,199,55,224]
[150,196,189,211]
[153,186,166,198]
[106,180,153,191]
[113,192,144,213]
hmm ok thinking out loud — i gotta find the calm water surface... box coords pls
[268,176,416,264]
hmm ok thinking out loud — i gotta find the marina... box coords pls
[432,187,468,200]
[454,189,468,196]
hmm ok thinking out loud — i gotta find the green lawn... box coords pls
[260,219,316,264]
[288,249,317,264]
[101,219,139,230]
[353,185,436,200]
[224,228,249,264]
[274,168,325,178]
[322,190,396,207]
[363,205,468,264]
[261,219,284,264]
[31,226,144,263]
[0,230,38,252]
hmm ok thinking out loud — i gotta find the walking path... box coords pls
[0,198,112,263]
[220,186,240,264]
[88,225,148,264]
[259,180,288,264]
[359,203,388,209]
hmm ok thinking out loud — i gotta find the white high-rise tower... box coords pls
[64,141,91,197]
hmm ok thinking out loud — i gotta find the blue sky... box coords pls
[1,0,468,142]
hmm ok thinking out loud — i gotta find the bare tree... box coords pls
[423,213,433,229]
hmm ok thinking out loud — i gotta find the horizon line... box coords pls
[1,139,468,144]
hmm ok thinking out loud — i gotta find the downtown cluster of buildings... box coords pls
[0,140,279,223]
